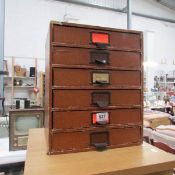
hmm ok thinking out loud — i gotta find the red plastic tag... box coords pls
[91,33,109,44]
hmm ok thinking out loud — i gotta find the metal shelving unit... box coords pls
[4,57,38,109]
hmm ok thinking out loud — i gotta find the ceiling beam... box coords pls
[156,0,175,11]
[56,0,175,24]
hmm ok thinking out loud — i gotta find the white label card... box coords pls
[93,112,109,124]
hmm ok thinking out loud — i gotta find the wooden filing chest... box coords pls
[45,21,143,155]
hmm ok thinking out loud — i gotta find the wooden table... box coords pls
[24,129,175,175]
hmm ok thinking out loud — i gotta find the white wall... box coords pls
[5,0,175,57]
[4,0,175,84]
[4,0,126,61]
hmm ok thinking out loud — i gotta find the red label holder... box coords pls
[91,32,110,48]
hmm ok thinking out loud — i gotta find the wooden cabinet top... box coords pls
[50,21,142,34]
[50,21,143,52]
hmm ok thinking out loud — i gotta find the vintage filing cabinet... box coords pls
[45,21,143,155]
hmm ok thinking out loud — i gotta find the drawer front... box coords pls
[53,25,141,50]
[52,108,142,129]
[52,90,141,108]
[53,68,141,87]
[52,47,141,68]
[51,126,142,153]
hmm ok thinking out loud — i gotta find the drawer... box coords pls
[52,47,141,68]
[52,90,141,108]
[53,68,141,87]
[52,25,141,51]
[50,125,142,154]
[52,108,142,130]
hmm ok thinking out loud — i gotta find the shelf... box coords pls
[0,138,26,164]
[3,57,41,112]
[159,82,175,85]
[4,76,35,79]
[5,86,34,88]
[4,103,15,107]
[5,98,37,106]
[166,82,175,84]
[0,71,9,75]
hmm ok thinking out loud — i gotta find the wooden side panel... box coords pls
[44,25,51,153]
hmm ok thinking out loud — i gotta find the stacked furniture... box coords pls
[152,125,175,154]
[144,109,172,129]
[45,21,143,154]
[143,109,175,170]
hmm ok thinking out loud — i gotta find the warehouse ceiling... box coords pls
[56,0,175,12]
[55,0,175,23]
[156,0,175,11]
[56,0,127,11]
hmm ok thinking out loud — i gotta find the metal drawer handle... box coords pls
[95,59,107,64]
[94,143,107,151]
[95,43,108,49]
[95,80,108,85]
[96,100,109,108]
[96,120,108,125]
